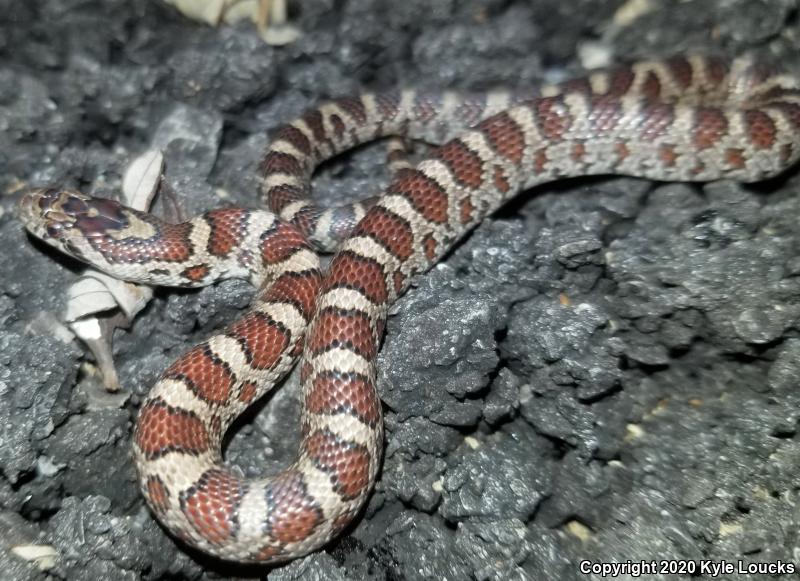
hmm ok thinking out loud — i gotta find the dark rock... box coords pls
[440,425,552,522]
[3,0,800,579]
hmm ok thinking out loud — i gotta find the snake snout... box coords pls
[18,188,132,243]
[17,188,86,239]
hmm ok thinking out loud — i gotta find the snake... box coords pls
[17,55,800,564]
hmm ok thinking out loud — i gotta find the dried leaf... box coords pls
[163,0,227,25]
[10,545,58,570]
[64,277,120,322]
[223,0,259,23]
[70,317,104,341]
[64,149,164,390]
[65,273,153,323]
[122,149,164,210]
[163,0,301,44]
[260,25,301,46]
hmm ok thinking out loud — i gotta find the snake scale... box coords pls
[17,55,800,563]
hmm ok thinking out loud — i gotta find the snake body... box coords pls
[18,55,800,563]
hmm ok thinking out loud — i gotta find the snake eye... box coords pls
[46,223,64,239]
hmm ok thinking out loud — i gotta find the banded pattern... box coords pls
[17,54,800,564]
[262,89,533,250]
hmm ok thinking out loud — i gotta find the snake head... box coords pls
[17,188,130,260]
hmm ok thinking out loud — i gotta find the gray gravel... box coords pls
[2,0,800,579]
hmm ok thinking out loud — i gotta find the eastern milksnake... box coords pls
[17,55,800,563]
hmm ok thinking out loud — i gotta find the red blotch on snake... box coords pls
[606,67,636,97]
[309,307,377,359]
[353,206,414,260]
[479,112,525,163]
[301,110,327,143]
[274,124,312,155]
[181,468,246,545]
[181,264,210,282]
[261,152,304,179]
[263,269,322,321]
[422,234,438,261]
[659,145,679,167]
[324,251,388,303]
[206,208,249,257]
[435,140,484,189]
[640,71,662,101]
[693,107,728,150]
[744,110,777,149]
[260,221,308,264]
[375,91,401,119]
[666,55,693,89]
[389,171,450,224]
[392,271,406,294]
[589,96,624,133]
[333,96,368,124]
[306,370,381,426]
[163,345,236,405]
[304,430,372,501]
[726,148,746,170]
[264,470,324,544]
[535,97,573,141]
[135,399,210,459]
[145,475,171,518]
[639,103,675,141]
[459,197,475,223]
[238,381,258,404]
[228,312,291,370]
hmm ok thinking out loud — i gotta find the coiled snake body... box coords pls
[18,55,800,563]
